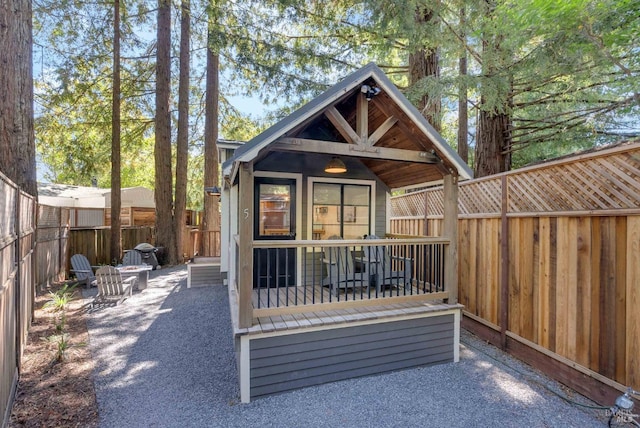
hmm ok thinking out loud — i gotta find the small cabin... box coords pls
[219,63,473,402]
[38,183,156,227]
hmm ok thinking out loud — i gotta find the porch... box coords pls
[229,234,462,402]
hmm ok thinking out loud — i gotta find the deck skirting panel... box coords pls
[247,313,455,400]
[187,263,221,287]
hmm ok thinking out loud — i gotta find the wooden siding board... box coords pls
[589,217,602,373]
[626,216,640,387]
[251,334,454,377]
[615,217,627,383]
[251,324,453,363]
[248,314,455,398]
[538,217,551,349]
[250,315,452,351]
[575,217,591,367]
[251,349,452,398]
[598,218,616,378]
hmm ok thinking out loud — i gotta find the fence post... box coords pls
[500,174,509,350]
[443,173,458,304]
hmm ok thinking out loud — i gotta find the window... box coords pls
[312,182,371,239]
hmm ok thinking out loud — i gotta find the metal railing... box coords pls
[248,236,449,310]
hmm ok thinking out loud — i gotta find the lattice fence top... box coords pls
[508,147,640,213]
[390,191,425,217]
[391,142,640,217]
[459,177,501,215]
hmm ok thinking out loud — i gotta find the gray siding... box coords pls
[248,314,454,399]
[188,264,222,287]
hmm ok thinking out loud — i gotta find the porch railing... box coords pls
[232,234,452,325]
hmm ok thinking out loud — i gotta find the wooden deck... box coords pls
[231,284,457,336]
[253,300,460,334]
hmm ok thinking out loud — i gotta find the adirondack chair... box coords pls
[92,266,136,307]
[321,235,369,297]
[122,250,143,266]
[363,235,413,293]
[70,254,97,288]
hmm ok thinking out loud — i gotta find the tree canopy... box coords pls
[33,0,639,192]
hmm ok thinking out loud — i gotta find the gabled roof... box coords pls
[225,63,473,188]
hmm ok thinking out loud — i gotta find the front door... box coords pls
[253,178,296,288]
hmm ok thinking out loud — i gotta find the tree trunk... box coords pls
[475,0,512,177]
[408,7,441,132]
[457,6,469,164]
[110,0,122,264]
[155,0,176,265]
[202,24,220,257]
[174,0,190,263]
[0,0,36,195]
[475,109,511,176]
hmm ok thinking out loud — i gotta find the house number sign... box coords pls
[243,208,249,219]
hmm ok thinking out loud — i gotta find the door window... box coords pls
[255,179,295,239]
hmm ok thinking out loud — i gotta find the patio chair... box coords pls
[70,254,97,288]
[92,266,136,307]
[363,235,413,293]
[321,235,369,297]
[122,250,143,266]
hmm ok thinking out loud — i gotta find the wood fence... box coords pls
[390,142,640,404]
[35,206,70,291]
[0,172,36,426]
[67,226,220,268]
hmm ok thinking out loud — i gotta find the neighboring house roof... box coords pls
[37,183,155,208]
[223,62,473,187]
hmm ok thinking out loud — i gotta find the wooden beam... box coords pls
[356,92,368,144]
[368,116,398,146]
[370,96,430,151]
[324,106,360,145]
[274,137,440,164]
[238,162,254,328]
[443,174,458,304]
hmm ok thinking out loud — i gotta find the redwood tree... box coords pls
[202,8,220,257]
[111,0,122,264]
[0,0,36,195]
[408,6,441,132]
[174,0,191,262]
[155,0,176,265]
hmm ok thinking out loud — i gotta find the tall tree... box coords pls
[474,0,512,175]
[0,0,36,195]
[408,5,441,132]
[111,0,122,264]
[174,0,190,262]
[202,3,220,257]
[457,3,468,163]
[155,0,175,265]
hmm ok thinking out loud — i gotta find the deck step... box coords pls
[187,262,222,287]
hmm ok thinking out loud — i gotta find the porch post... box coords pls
[443,173,458,304]
[238,162,253,328]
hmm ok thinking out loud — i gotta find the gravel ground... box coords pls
[83,265,610,428]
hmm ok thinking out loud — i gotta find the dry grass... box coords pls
[9,284,99,428]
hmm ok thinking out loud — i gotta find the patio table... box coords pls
[116,265,153,290]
